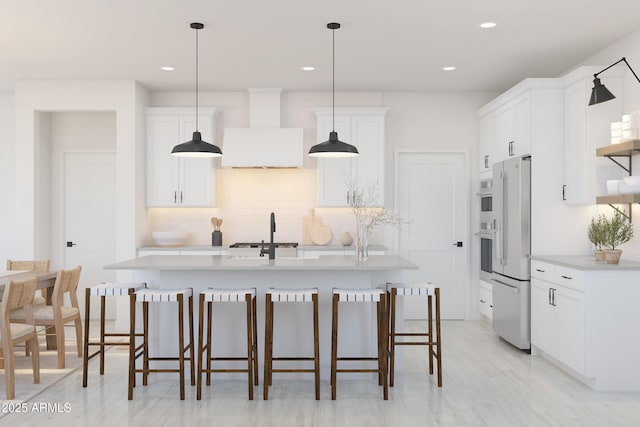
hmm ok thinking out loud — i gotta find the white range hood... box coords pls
[222,89,303,168]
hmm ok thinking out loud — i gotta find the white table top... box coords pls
[105,254,418,271]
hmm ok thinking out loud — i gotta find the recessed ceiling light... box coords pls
[301,66,315,71]
[480,22,497,29]
[161,66,175,71]
[443,66,456,71]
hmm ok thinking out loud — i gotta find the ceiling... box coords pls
[2,0,640,93]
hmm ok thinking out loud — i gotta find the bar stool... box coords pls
[128,288,195,400]
[387,282,442,387]
[330,288,388,400]
[264,288,320,400]
[197,288,258,400]
[82,282,147,387]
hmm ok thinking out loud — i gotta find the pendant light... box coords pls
[588,57,640,106]
[171,22,222,157]
[308,22,359,158]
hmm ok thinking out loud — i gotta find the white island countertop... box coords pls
[105,254,418,271]
[531,255,640,271]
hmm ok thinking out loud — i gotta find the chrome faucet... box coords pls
[260,212,276,259]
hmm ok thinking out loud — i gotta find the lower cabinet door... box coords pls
[531,278,554,353]
[554,286,585,374]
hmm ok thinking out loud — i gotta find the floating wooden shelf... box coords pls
[596,139,640,157]
[596,194,640,204]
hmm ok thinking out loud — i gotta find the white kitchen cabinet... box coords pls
[478,279,493,319]
[562,66,624,204]
[530,256,640,391]
[478,113,496,172]
[314,108,389,207]
[146,107,217,207]
[494,92,531,161]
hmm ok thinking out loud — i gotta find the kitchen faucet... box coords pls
[260,212,276,259]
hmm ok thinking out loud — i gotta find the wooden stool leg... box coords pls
[389,289,397,387]
[263,293,272,400]
[330,294,339,400]
[377,299,383,386]
[188,293,195,386]
[128,293,136,400]
[313,293,320,401]
[142,301,149,386]
[82,288,91,387]
[206,301,212,386]
[197,294,204,400]
[100,295,106,374]
[245,293,254,400]
[435,288,442,387]
[428,294,434,375]
[178,294,185,400]
[252,295,259,386]
[381,292,389,400]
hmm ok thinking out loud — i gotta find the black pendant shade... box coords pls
[171,131,223,157]
[171,22,222,158]
[308,22,359,158]
[308,131,359,157]
[589,57,640,106]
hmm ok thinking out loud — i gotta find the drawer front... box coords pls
[531,260,554,281]
[478,286,493,318]
[552,265,585,292]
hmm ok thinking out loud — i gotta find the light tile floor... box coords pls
[3,319,640,426]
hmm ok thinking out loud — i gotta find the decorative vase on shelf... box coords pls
[340,231,353,246]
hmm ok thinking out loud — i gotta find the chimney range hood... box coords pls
[222,89,303,168]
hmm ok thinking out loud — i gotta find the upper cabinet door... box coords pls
[146,108,217,207]
[146,114,181,206]
[478,113,496,172]
[314,108,389,207]
[511,92,531,157]
[316,115,353,207]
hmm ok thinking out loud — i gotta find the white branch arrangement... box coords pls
[347,180,406,237]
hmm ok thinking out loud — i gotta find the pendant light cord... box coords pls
[332,25,335,133]
[195,26,199,132]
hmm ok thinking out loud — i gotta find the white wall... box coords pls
[0,92,16,264]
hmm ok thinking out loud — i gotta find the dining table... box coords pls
[0,269,59,350]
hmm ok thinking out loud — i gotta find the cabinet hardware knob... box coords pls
[560,275,572,280]
[536,269,545,272]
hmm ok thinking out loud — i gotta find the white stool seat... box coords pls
[333,288,384,302]
[386,282,436,296]
[266,287,318,302]
[91,282,147,296]
[201,288,256,302]
[135,288,193,302]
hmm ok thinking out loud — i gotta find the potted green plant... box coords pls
[603,211,634,264]
[587,214,607,262]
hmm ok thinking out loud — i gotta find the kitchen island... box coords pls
[106,254,418,380]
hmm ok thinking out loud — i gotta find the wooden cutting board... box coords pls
[311,219,333,245]
[302,209,317,245]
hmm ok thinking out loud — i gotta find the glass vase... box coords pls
[355,227,369,262]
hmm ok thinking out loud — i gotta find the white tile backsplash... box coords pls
[147,168,380,247]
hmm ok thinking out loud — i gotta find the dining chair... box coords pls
[6,259,51,305]
[0,277,40,400]
[11,266,83,369]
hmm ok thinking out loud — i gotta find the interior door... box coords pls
[397,152,468,319]
[63,151,117,318]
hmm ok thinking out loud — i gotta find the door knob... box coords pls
[66,241,77,247]
[452,241,463,247]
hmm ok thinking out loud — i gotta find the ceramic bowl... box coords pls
[151,231,186,247]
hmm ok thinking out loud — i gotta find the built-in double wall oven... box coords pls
[478,177,493,281]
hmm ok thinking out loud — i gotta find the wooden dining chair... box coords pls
[6,259,51,305]
[0,277,40,400]
[11,266,83,369]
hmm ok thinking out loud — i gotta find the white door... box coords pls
[397,152,468,319]
[63,152,117,318]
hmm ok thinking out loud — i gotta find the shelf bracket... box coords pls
[604,155,631,175]
[607,203,632,222]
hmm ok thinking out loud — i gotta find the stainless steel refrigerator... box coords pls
[491,156,531,350]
